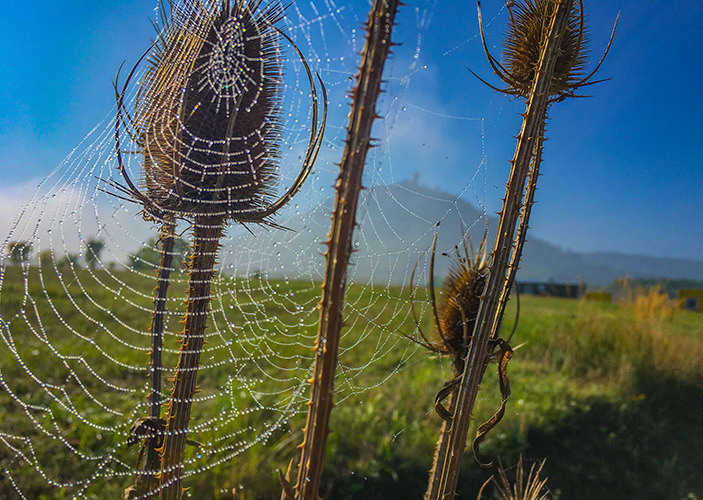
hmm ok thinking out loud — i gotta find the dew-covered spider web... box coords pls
[0,1,509,497]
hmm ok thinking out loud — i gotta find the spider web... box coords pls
[0,1,505,497]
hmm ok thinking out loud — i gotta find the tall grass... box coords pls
[532,282,702,387]
[617,277,681,321]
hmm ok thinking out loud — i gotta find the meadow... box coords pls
[1,264,701,499]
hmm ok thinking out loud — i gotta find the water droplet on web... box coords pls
[0,3,487,494]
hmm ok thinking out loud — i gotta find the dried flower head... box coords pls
[115,0,324,223]
[408,228,489,373]
[475,0,617,102]
[477,456,550,500]
[436,239,488,370]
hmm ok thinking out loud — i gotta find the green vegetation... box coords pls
[7,241,32,265]
[0,265,701,498]
[84,238,105,270]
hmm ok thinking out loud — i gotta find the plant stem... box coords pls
[425,388,456,499]
[149,222,175,420]
[292,2,398,498]
[126,219,176,499]
[432,2,573,497]
[149,221,177,495]
[494,121,546,339]
[159,215,224,500]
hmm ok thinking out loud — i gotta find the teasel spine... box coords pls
[290,1,399,499]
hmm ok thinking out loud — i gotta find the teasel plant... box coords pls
[401,226,489,497]
[111,1,326,498]
[281,1,399,499]
[476,456,550,500]
[428,1,617,498]
[410,227,517,499]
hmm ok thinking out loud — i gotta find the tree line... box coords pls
[5,237,189,271]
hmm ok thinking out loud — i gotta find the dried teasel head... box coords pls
[408,227,489,373]
[435,232,488,372]
[115,0,325,223]
[437,245,487,364]
[475,0,617,102]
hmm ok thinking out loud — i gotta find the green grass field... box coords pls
[1,265,702,499]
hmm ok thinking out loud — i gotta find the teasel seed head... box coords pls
[407,228,489,374]
[114,0,325,224]
[476,0,617,102]
[139,0,284,220]
[435,236,488,372]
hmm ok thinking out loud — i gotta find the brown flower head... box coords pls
[476,0,617,102]
[408,228,489,374]
[115,0,325,223]
[436,241,488,369]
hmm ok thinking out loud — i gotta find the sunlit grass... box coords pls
[1,266,702,498]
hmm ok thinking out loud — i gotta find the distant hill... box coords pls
[225,179,703,287]
[582,252,703,282]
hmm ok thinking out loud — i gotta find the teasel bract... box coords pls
[429,1,616,498]
[114,1,325,498]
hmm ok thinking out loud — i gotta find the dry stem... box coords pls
[158,216,224,500]
[292,1,399,498]
[431,1,574,497]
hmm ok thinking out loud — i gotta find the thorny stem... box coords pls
[158,216,224,500]
[432,2,574,498]
[425,384,457,500]
[150,223,175,418]
[292,1,398,499]
[494,120,546,338]
[128,219,177,499]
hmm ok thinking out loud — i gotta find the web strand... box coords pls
[0,1,490,497]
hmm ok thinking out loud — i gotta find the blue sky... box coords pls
[0,1,701,261]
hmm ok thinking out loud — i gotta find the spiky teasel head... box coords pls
[136,0,284,220]
[435,235,488,373]
[477,456,549,500]
[477,0,616,102]
[408,228,489,374]
[115,0,325,225]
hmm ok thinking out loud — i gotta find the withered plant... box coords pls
[284,1,399,499]
[429,1,617,498]
[402,228,495,498]
[408,228,489,377]
[477,456,550,500]
[113,1,326,498]
[412,229,515,499]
